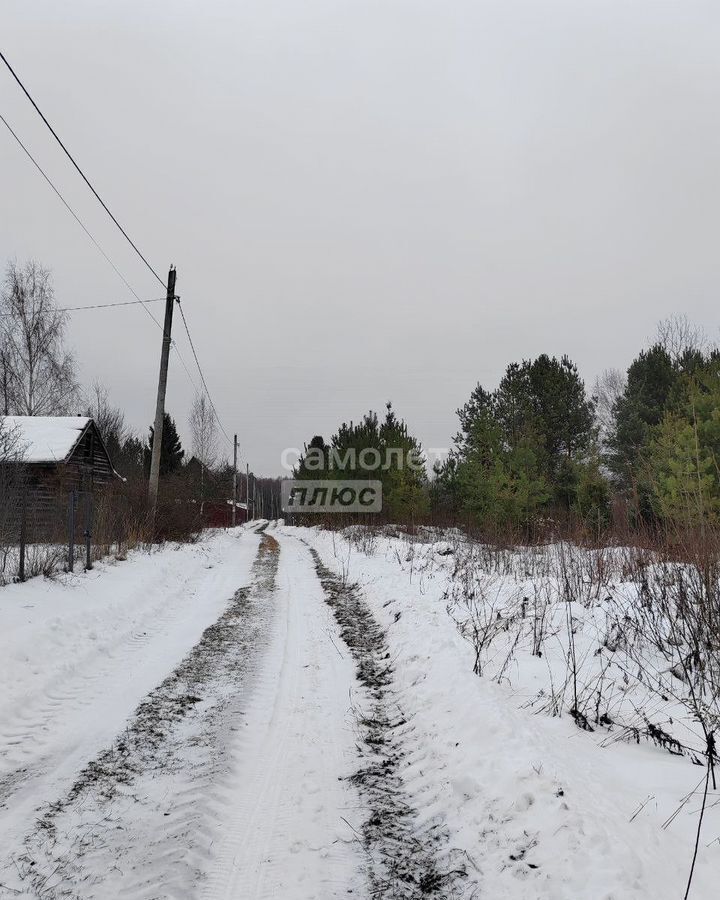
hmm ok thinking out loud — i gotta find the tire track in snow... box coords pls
[4,533,279,899]
[0,538,248,814]
[200,533,363,900]
[308,546,470,900]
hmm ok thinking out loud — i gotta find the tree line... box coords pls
[4,258,719,536]
[297,316,720,534]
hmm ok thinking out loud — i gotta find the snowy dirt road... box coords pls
[4,523,712,899]
[0,524,458,899]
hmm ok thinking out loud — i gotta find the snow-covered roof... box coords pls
[1,416,92,464]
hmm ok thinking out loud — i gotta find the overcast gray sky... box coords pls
[2,1,719,473]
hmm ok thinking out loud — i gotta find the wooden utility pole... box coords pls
[232,434,238,527]
[148,266,177,518]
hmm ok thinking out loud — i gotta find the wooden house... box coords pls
[0,416,120,538]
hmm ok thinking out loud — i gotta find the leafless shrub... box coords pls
[530,582,552,657]
[22,545,66,580]
[556,542,614,608]
[445,571,512,676]
[605,526,720,898]
[330,529,353,585]
[620,531,720,730]
[343,524,380,557]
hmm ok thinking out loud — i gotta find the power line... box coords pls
[0,111,165,332]
[0,297,159,315]
[58,297,165,312]
[0,48,166,290]
[1,58,230,438]
[177,301,232,444]
[57,294,198,390]
[171,340,201,397]
[0,111,200,395]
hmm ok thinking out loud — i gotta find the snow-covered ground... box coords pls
[0,524,366,898]
[293,525,718,899]
[0,528,262,886]
[0,522,716,898]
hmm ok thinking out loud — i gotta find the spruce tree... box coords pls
[145,413,185,477]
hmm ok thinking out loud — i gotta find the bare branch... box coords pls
[0,260,80,415]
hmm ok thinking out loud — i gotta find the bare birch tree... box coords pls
[0,261,79,415]
[86,383,128,458]
[189,392,218,497]
[656,314,707,364]
[592,368,626,444]
[0,346,13,416]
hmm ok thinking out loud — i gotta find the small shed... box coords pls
[1,416,120,537]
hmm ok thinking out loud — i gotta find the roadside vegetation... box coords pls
[317,522,719,899]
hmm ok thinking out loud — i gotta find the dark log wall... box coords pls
[0,423,118,541]
[64,424,116,488]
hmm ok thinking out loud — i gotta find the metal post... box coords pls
[84,492,93,571]
[18,484,26,583]
[68,489,76,573]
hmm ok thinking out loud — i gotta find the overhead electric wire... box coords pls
[171,342,202,397]
[0,48,166,290]
[0,111,164,331]
[177,302,232,444]
[59,297,165,311]
[1,295,163,315]
[0,110,200,395]
[1,52,231,440]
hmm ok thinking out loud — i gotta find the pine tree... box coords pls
[453,416,549,529]
[607,344,677,484]
[378,403,428,520]
[449,354,597,524]
[296,403,429,520]
[455,384,495,449]
[526,354,595,463]
[646,367,720,525]
[295,435,330,479]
